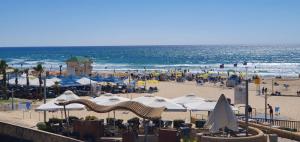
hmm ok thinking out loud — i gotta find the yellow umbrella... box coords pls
[136,81,146,86]
[147,80,159,84]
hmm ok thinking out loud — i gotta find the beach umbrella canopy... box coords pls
[102,76,121,83]
[185,100,238,112]
[8,77,27,85]
[91,94,130,106]
[91,76,104,82]
[76,77,97,85]
[9,76,57,87]
[171,93,206,106]
[35,90,84,111]
[132,94,186,112]
[184,101,217,111]
[59,76,81,86]
[204,94,238,133]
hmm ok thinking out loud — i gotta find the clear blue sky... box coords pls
[0,0,299,46]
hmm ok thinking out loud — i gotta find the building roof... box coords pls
[66,56,92,63]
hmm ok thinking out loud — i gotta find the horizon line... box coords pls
[0,43,300,48]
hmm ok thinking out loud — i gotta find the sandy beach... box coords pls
[1,77,300,130]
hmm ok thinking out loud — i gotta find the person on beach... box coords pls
[248,105,253,118]
[267,104,274,120]
[265,88,268,94]
[262,87,265,95]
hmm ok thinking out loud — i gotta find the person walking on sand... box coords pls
[265,87,268,94]
[267,104,274,120]
[262,87,265,95]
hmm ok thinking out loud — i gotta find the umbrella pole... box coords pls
[113,110,116,129]
[190,110,192,123]
[144,118,149,142]
[63,105,69,130]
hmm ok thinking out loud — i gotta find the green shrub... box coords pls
[85,115,98,121]
[37,122,54,132]
[48,118,62,124]
[36,122,48,131]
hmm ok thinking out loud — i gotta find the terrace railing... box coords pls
[238,116,300,132]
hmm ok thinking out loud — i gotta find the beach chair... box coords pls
[26,102,31,110]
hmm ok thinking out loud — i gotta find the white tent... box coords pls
[8,77,27,85]
[184,101,217,111]
[171,93,206,105]
[92,94,130,106]
[9,76,59,87]
[76,77,97,85]
[185,101,238,111]
[132,94,186,111]
[204,94,238,133]
[35,90,84,111]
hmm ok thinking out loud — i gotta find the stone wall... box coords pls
[0,121,82,142]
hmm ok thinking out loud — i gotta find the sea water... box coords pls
[0,45,300,77]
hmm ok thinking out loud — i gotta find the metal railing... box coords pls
[238,116,300,131]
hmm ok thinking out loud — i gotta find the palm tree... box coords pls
[33,64,43,96]
[14,68,19,85]
[0,60,8,99]
[24,68,30,87]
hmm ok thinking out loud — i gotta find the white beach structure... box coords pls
[204,94,238,133]
[171,93,206,106]
[35,90,84,111]
[132,94,186,111]
[9,76,60,87]
[91,94,130,106]
[76,77,97,85]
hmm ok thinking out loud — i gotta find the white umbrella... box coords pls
[20,76,57,87]
[184,101,217,111]
[91,94,130,128]
[204,94,238,133]
[35,90,84,111]
[185,101,238,111]
[8,77,27,85]
[132,94,186,112]
[76,77,97,85]
[171,93,206,105]
[92,94,130,106]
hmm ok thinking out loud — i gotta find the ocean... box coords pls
[0,45,300,77]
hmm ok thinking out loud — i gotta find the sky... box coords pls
[0,0,299,47]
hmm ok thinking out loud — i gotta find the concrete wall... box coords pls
[198,126,267,142]
[0,121,82,142]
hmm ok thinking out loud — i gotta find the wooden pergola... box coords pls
[56,99,165,120]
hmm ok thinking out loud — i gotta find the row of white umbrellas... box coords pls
[36,91,237,112]
[9,75,96,87]
[35,90,85,111]
[35,91,238,133]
